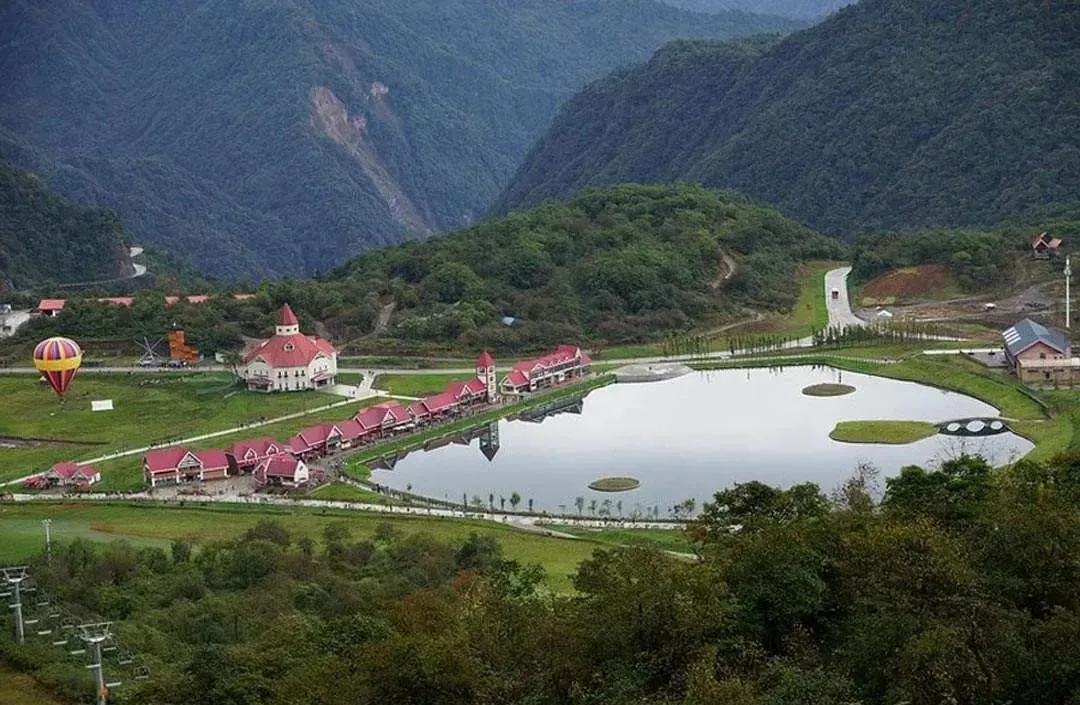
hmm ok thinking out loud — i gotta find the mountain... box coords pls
[326,183,846,350]
[0,0,799,279]
[0,163,130,289]
[663,0,852,21]
[496,0,1080,240]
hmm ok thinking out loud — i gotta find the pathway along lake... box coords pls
[370,367,1033,515]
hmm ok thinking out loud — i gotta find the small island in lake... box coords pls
[588,477,641,492]
[802,383,856,397]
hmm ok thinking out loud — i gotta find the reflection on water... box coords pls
[369,367,1035,515]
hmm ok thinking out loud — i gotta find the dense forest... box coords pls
[8,185,845,356]
[851,212,1080,291]
[0,0,797,278]
[496,0,1080,241]
[662,0,850,21]
[0,163,129,289]
[5,453,1080,703]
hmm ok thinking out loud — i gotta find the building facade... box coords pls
[243,303,338,392]
[501,344,591,396]
[1002,318,1080,385]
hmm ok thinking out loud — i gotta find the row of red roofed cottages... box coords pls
[142,390,494,489]
[23,462,101,489]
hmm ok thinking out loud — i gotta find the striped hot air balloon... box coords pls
[32,336,83,399]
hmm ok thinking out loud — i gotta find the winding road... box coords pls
[824,266,866,328]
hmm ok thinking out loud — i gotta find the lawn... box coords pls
[829,420,938,444]
[309,482,394,505]
[0,502,609,592]
[373,372,468,397]
[0,374,353,483]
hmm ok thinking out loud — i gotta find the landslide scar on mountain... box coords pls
[309,86,431,235]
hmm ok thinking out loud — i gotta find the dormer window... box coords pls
[283,343,295,352]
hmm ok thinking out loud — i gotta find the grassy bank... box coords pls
[0,502,609,592]
[0,664,60,705]
[830,420,938,444]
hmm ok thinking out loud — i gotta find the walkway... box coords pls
[2,491,683,530]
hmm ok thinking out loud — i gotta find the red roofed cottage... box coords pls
[144,447,230,487]
[242,304,338,392]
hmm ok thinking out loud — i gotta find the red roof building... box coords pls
[144,447,229,487]
[289,423,344,458]
[227,437,290,472]
[35,299,65,317]
[242,304,338,392]
[254,454,311,488]
[36,461,100,488]
[501,344,591,395]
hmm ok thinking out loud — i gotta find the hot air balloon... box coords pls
[33,336,83,400]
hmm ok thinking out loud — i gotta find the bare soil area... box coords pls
[862,265,952,305]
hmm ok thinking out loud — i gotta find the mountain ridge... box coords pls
[0,0,799,278]
[496,0,1080,239]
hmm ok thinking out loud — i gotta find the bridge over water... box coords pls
[937,417,1011,437]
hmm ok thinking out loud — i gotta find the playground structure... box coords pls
[167,329,200,366]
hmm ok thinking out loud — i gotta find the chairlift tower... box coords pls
[1066,256,1072,329]
[77,622,115,705]
[1,566,32,643]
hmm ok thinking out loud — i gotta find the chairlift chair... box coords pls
[133,665,150,680]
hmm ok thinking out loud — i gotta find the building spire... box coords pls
[276,304,300,336]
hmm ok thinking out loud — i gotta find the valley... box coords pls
[3,0,1080,702]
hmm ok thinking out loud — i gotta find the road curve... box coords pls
[824,266,866,328]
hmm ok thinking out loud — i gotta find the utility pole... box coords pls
[77,622,114,705]
[1066,256,1072,329]
[1,566,29,644]
[42,519,53,562]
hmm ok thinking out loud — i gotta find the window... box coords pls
[1040,352,1047,359]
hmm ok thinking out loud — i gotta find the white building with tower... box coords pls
[242,303,338,392]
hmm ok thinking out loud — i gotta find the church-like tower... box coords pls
[276,303,300,336]
[476,350,497,403]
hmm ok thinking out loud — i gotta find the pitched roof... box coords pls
[36,299,65,312]
[144,447,190,472]
[243,333,336,367]
[509,344,583,379]
[476,350,495,368]
[47,461,98,480]
[445,378,486,399]
[408,401,430,418]
[227,437,282,459]
[337,418,366,441]
[1002,318,1070,357]
[422,391,458,413]
[278,303,299,326]
[255,454,305,479]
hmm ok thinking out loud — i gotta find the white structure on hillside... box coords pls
[242,303,338,392]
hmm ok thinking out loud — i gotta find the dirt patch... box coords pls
[862,265,952,305]
[0,435,103,449]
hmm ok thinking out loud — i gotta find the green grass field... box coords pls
[309,482,395,505]
[0,374,358,483]
[373,372,465,397]
[829,420,938,444]
[541,525,694,553]
[0,502,611,592]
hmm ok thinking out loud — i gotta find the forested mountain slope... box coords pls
[0,0,797,279]
[0,163,130,289]
[663,0,851,21]
[497,0,1080,239]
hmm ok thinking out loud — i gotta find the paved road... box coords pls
[824,266,866,328]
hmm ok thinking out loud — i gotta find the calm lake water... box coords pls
[370,367,1034,514]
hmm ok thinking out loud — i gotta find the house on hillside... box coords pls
[34,299,65,317]
[1002,318,1080,385]
[1032,232,1063,259]
[144,447,229,487]
[242,303,338,392]
[501,344,591,396]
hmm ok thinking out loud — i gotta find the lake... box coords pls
[370,367,1034,515]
